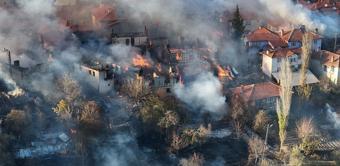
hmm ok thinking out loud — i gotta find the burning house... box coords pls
[56,2,117,42]
[230,82,280,111]
[78,62,117,94]
[111,21,148,47]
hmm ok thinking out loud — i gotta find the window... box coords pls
[323,65,327,72]
[131,37,135,46]
[92,71,95,77]
[125,38,130,45]
[331,66,334,72]
[88,70,92,75]
[108,84,111,86]
[277,58,281,63]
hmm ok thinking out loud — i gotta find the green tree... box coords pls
[231,5,245,40]
[297,34,313,101]
[277,58,293,152]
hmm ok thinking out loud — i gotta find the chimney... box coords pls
[300,25,306,33]
[331,55,334,62]
[280,29,284,36]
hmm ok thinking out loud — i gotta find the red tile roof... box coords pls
[246,27,287,48]
[230,82,280,103]
[261,48,302,58]
[282,28,322,42]
[298,0,339,13]
[320,50,340,68]
[56,3,117,32]
[91,3,117,22]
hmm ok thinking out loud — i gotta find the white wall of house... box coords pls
[323,65,340,85]
[262,54,273,77]
[80,65,114,94]
[262,54,301,77]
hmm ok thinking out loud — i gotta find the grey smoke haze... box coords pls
[174,72,226,114]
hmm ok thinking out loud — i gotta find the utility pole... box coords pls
[3,48,12,77]
[261,123,273,164]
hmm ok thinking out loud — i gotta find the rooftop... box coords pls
[261,48,302,58]
[230,82,280,103]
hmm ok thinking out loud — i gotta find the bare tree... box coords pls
[248,137,266,165]
[53,99,73,122]
[59,74,81,103]
[253,110,270,135]
[170,125,211,153]
[296,117,315,142]
[4,109,32,138]
[121,78,151,102]
[297,34,313,100]
[230,94,247,138]
[289,146,304,166]
[79,101,103,133]
[179,153,205,166]
[277,58,293,152]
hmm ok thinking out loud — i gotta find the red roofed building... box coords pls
[246,26,322,51]
[298,0,340,14]
[245,27,287,50]
[56,2,117,33]
[311,50,340,85]
[230,82,280,111]
[261,48,302,76]
[282,26,322,51]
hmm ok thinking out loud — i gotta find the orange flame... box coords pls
[132,54,151,68]
[217,65,229,78]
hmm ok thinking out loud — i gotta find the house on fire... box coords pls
[230,82,280,111]
[311,50,340,85]
[111,21,148,47]
[261,48,319,86]
[78,62,119,94]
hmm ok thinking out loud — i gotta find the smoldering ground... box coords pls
[0,0,339,166]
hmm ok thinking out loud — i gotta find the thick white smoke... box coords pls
[174,72,226,114]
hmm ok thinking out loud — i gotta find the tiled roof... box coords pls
[261,48,301,58]
[321,50,340,68]
[298,0,339,13]
[282,28,322,42]
[91,4,117,22]
[230,82,280,103]
[246,27,287,48]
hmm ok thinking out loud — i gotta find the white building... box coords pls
[311,50,340,85]
[261,48,302,77]
[261,48,319,86]
[79,64,117,94]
